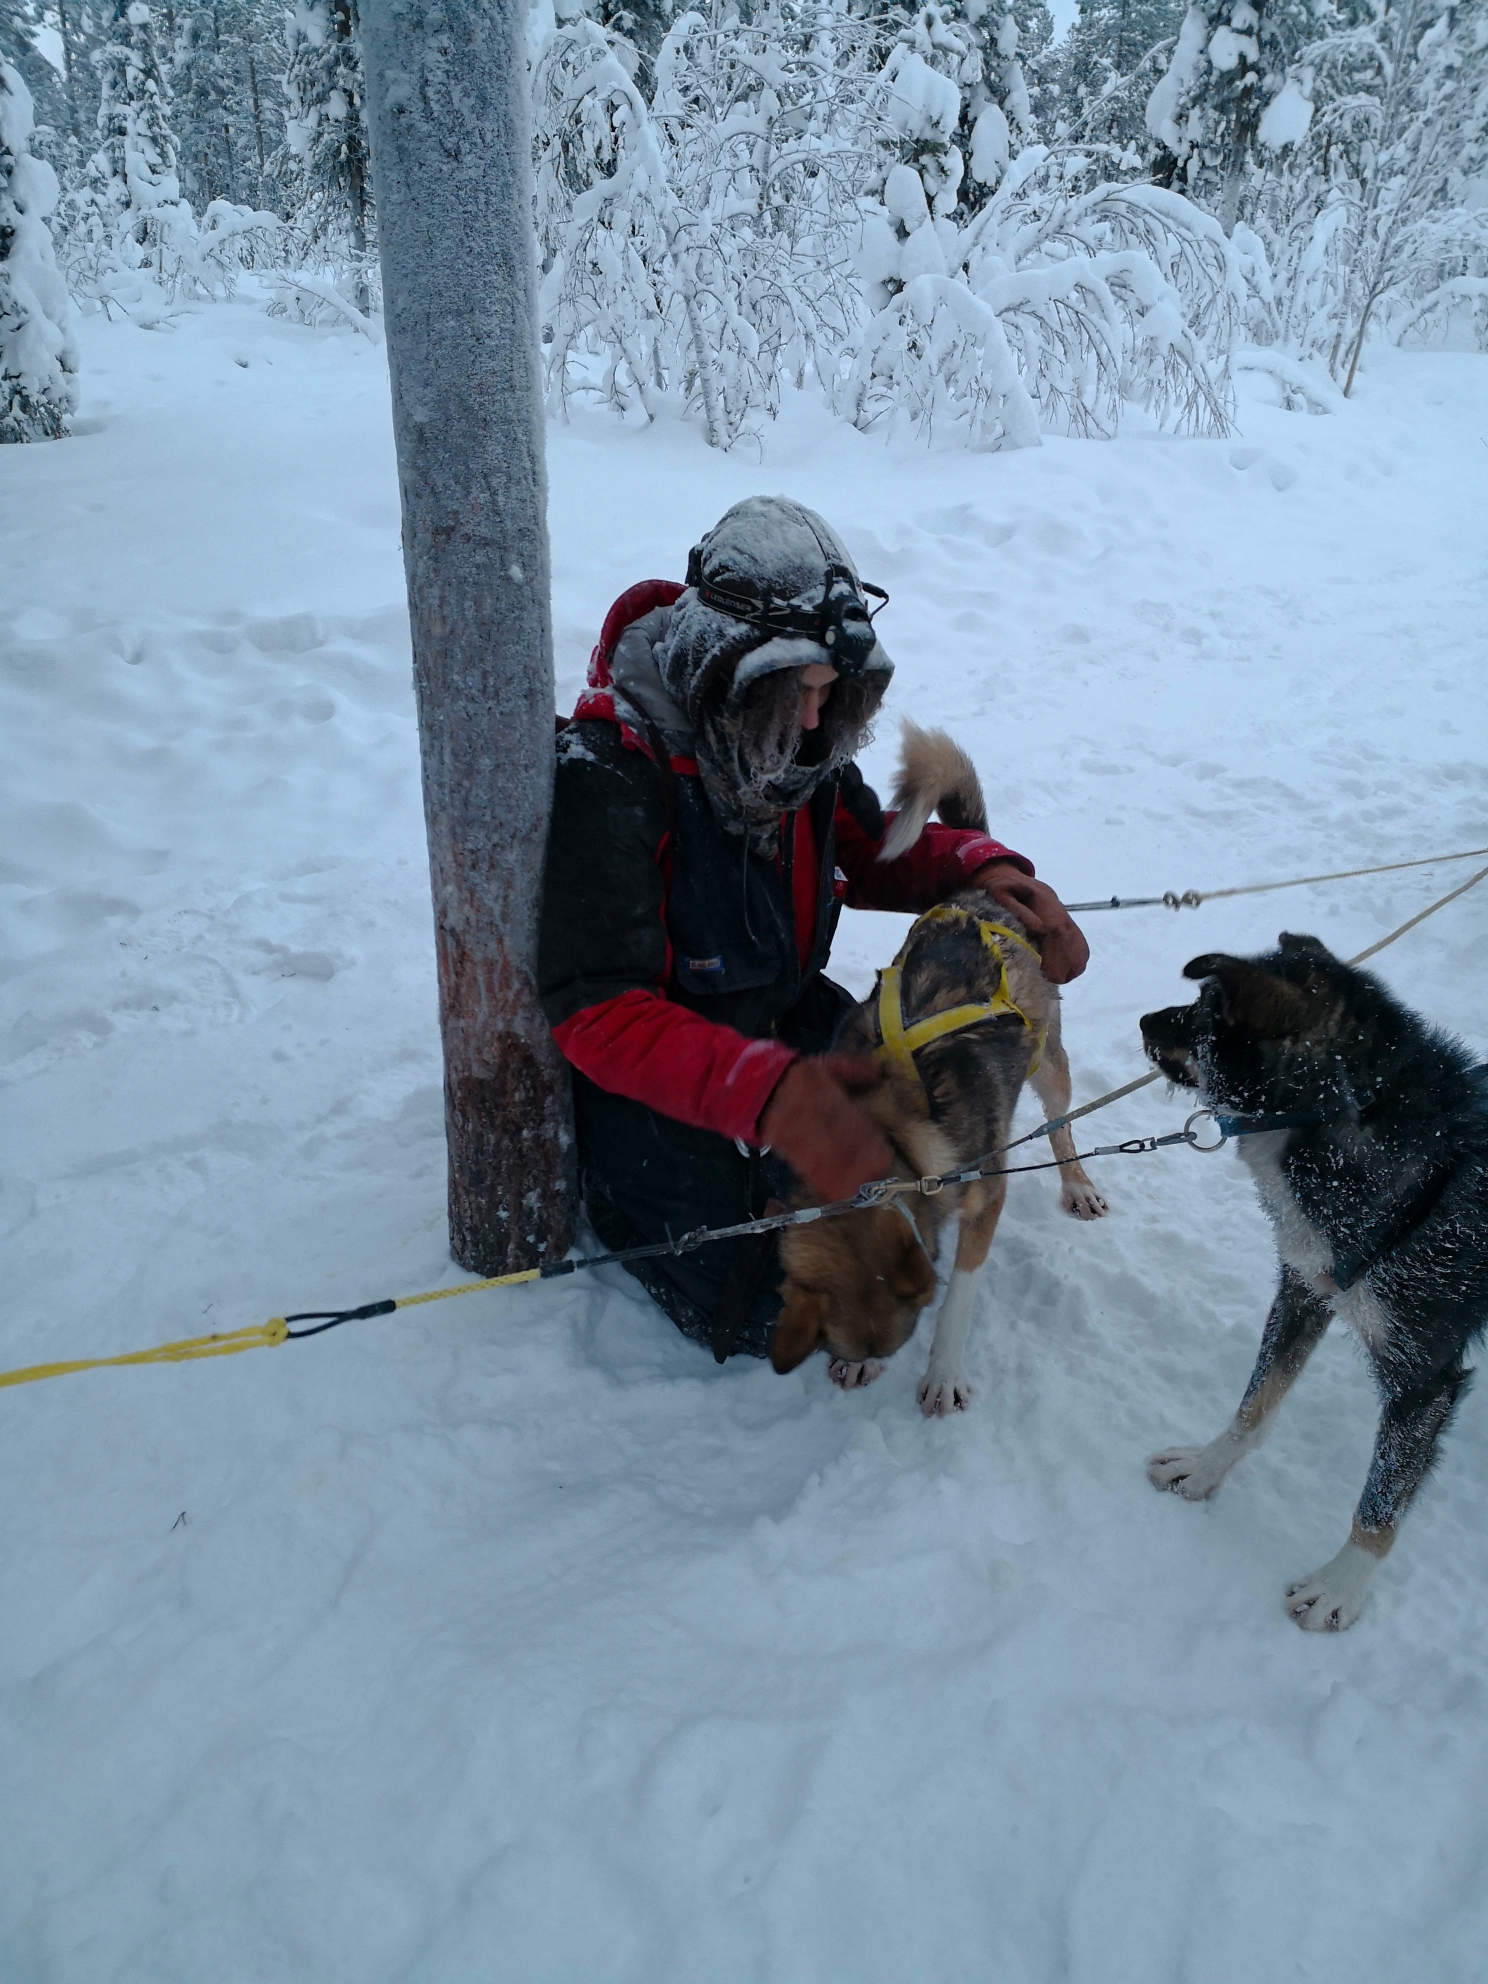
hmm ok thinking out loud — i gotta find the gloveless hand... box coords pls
[970,860,1090,984]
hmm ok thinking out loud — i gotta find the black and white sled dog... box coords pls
[1140,934,1488,1630]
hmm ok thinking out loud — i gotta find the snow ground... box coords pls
[3,305,1487,1983]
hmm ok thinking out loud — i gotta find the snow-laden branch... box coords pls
[534,6,880,448]
[262,268,383,343]
[1232,345,1343,414]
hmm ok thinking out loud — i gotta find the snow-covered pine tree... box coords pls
[1145,0,1312,229]
[1057,0,1185,161]
[238,5,286,206]
[590,0,675,61]
[277,0,373,302]
[49,0,102,157]
[171,2,286,207]
[1,58,79,439]
[872,1,1051,222]
[64,0,197,303]
[0,2,75,155]
[173,4,241,205]
[1011,0,1061,136]
[533,17,679,426]
[850,0,1244,456]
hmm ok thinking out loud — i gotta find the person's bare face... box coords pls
[798,660,839,732]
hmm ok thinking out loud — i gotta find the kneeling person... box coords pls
[537,496,1086,1362]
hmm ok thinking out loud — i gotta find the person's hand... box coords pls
[970,860,1090,984]
[758,1054,892,1203]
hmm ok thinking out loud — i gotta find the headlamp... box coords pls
[685,549,889,679]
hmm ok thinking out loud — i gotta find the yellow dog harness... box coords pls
[874,905,1047,1091]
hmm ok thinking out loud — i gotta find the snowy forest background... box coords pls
[5,4,1488,1974]
[2,0,1486,451]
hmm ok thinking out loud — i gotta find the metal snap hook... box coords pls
[1183,1109,1228,1152]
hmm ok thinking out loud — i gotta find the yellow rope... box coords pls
[0,1272,546,1393]
[0,1318,290,1391]
[392,1270,542,1308]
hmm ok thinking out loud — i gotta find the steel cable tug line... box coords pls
[3,852,1485,1394]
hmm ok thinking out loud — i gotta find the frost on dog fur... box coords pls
[1141,935,1488,1630]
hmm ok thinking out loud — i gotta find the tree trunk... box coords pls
[359,0,572,1275]
[248,54,265,178]
[57,0,80,144]
[1342,291,1376,398]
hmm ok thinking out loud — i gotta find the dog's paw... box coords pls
[1062,1180,1109,1220]
[1285,1543,1378,1632]
[1146,1443,1229,1500]
[918,1370,971,1417]
[828,1357,885,1391]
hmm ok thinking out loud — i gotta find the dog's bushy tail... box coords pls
[877,719,988,863]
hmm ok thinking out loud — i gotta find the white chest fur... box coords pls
[1236,1133,1391,1352]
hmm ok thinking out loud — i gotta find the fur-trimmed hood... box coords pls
[612,498,893,854]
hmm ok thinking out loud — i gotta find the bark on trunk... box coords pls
[359,0,572,1276]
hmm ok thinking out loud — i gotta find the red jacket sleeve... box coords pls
[834,801,1033,914]
[553,988,796,1145]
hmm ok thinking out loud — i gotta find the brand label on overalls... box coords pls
[686,956,724,973]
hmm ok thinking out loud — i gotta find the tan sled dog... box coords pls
[771,723,1107,1415]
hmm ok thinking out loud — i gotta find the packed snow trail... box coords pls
[2,308,1487,1982]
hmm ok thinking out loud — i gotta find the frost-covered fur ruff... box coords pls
[1141,935,1488,1630]
[649,497,892,855]
[771,726,1107,1416]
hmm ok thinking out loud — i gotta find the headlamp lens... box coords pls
[821,593,877,674]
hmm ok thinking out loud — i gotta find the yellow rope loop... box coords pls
[0,1317,290,1392]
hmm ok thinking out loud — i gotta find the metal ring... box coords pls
[1183,1109,1228,1153]
[917,1176,946,1196]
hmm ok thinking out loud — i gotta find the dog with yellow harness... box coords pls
[770,723,1107,1414]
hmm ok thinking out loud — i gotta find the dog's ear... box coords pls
[1277,932,1335,962]
[1183,951,1236,983]
[1183,953,1314,1039]
[889,1234,938,1307]
[770,1284,830,1373]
